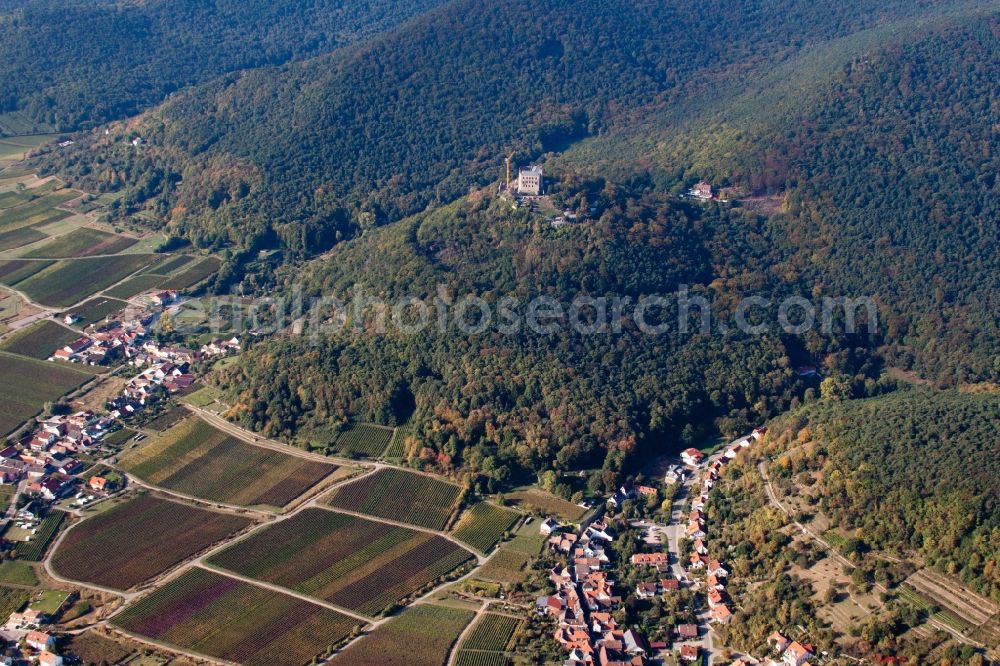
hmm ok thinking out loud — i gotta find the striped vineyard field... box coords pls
[329,604,474,666]
[51,494,252,590]
[113,568,359,666]
[121,417,336,509]
[452,502,521,553]
[324,467,462,530]
[460,613,523,651]
[454,651,510,666]
[208,508,474,617]
[332,423,394,457]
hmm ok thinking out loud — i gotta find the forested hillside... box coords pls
[0,0,445,130]
[39,0,946,255]
[216,186,833,492]
[766,388,1000,602]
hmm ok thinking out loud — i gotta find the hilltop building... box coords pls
[518,166,544,195]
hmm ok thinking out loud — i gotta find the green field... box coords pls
[324,467,463,530]
[0,354,93,434]
[329,603,474,666]
[65,296,128,325]
[25,227,137,258]
[208,508,474,617]
[51,494,252,590]
[10,254,154,307]
[120,417,336,509]
[505,488,587,522]
[474,548,532,584]
[0,319,79,359]
[315,422,395,458]
[113,568,358,666]
[452,502,520,553]
[0,561,39,587]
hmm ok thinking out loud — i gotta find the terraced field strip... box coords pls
[908,569,998,626]
[0,353,94,435]
[329,603,474,666]
[452,502,521,553]
[120,417,337,509]
[207,508,474,617]
[112,568,359,666]
[899,584,973,634]
[24,227,137,258]
[0,319,79,359]
[50,494,253,590]
[325,467,463,530]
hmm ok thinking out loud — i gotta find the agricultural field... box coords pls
[452,502,520,553]
[103,274,165,299]
[144,406,189,432]
[330,422,395,457]
[64,296,128,325]
[67,631,136,665]
[24,227,137,258]
[0,189,76,232]
[0,561,39,587]
[0,259,53,285]
[15,510,67,561]
[0,354,93,434]
[50,494,253,590]
[10,254,154,307]
[385,426,407,458]
[457,612,522,659]
[161,256,221,290]
[0,319,78,359]
[120,417,335,509]
[329,603,474,666]
[141,254,194,275]
[113,568,358,666]
[0,586,29,619]
[325,467,463,530]
[208,508,474,617]
[454,652,510,666]
[0,226,46,251]
[504,488,587,522]
[474,549,533,584]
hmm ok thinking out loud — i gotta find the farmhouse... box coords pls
[688,181,713,200]
[680,644,700,661]
[25,631,55,651]
[680,448,704,466]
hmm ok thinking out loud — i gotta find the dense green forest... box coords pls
[216,186,852,492]
[0,0,445,130]
[38,0,949,255]
[768,388,1000,601]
